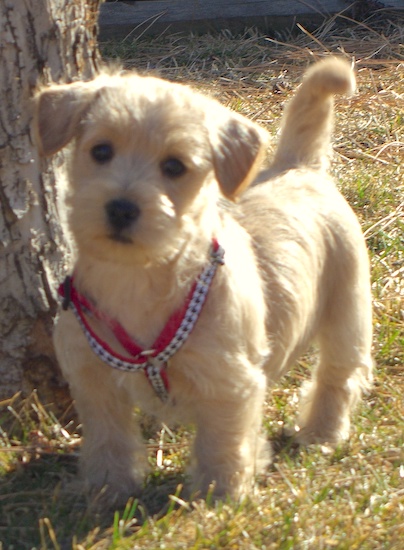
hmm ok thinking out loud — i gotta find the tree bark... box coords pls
[0,0,101,412]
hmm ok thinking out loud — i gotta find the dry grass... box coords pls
[1,11,403,550]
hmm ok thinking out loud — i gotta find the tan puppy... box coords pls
[34,58,373,503]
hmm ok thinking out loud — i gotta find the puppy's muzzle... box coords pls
[105,198,140,242]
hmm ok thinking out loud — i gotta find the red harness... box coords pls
[58,239,225,402]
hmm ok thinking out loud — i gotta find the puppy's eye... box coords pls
[91,143,114,163]
[161,158,186,178]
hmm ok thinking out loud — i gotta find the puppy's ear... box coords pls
[33,82,96,156]
[209,112,266,200]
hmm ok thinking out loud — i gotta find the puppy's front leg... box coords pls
[54,312,148,504]
[191,368,269,499]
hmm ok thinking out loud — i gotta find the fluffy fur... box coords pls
[34,58,373,503]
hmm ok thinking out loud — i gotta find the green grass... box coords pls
[1,16,403,550]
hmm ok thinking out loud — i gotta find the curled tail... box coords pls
[270,57,355,173]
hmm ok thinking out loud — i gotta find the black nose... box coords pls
[105,199,140,231]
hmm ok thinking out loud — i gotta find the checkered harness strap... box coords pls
[58,239,225,402]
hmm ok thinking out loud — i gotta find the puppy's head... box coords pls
[34,72,266,264]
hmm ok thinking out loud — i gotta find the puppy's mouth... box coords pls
[105,198,139,245]
[108,233,134,244]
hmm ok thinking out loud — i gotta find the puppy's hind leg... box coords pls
[294,258,373,446]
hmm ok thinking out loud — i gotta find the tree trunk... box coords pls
[0,0,101,413]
